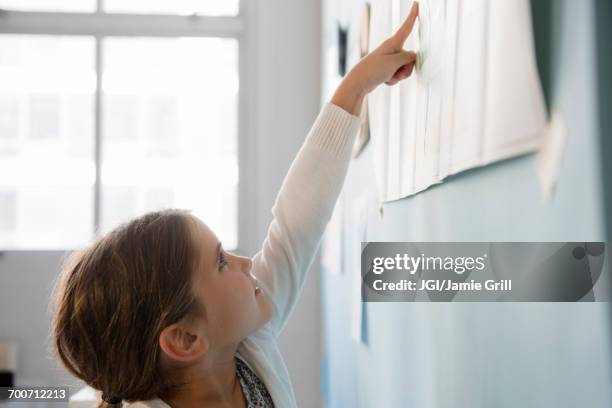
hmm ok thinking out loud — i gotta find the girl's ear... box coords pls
[159,323,209,362]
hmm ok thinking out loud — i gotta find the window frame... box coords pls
[0,0,256,253]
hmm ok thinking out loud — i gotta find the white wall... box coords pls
[250,1,323,407]
[0,1,324,407]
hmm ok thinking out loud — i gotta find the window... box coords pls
[0,36,96,248]
[0,2,243,250]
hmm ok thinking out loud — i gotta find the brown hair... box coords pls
[51,209,203,407]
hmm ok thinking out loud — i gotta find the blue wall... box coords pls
[321,0,612,406]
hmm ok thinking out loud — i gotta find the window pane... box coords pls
[101,37,238,249]
[0,0,95,12]
[104,0,239,16]
[0,35,96,249]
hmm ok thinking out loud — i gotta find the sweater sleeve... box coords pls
[251,102,362,337]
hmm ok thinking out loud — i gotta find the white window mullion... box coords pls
[94,0,103,238]
[93,35,102,236]
[0,10,243,38]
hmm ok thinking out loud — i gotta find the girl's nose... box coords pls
[241,257,258,285]
[238,255,253,275]
[243,256,253,273]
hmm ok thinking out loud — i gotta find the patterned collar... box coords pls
[235,356,275,408]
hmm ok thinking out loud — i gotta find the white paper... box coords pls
[387,0,402,199]
[368,0,393,201]
[480,0,547,165]
[414,0,445,192]
[437,0,459,180]
[399,0,420,196]
[449,0,488,174]
[368,0,548,203]
[537,111,567,201]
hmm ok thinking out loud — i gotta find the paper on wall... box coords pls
[368,0,548,203]
[480,0,547,165]
[414,0,445,192]
[437,0,459,180]
[365,0,389,200]
[368,0,393,201]
[387,0,402,199]
[448,0,488,174]
[398,0,420,196]
[537,110,567,201]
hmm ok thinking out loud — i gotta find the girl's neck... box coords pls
[162,346,245,408]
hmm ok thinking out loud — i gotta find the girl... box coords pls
[51,4,419,407]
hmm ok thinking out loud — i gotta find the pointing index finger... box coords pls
[392,1,419,48]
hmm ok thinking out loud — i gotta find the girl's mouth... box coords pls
[250,272,261,295]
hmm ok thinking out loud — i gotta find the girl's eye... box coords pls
[219,252,228,270]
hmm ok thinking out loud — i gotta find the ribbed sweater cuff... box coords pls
[308,102,363,158]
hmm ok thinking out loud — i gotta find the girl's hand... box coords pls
[331,2,419,115]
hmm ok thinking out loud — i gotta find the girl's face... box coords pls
[189,216,274,347]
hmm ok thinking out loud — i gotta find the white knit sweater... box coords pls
[116,102,362,408]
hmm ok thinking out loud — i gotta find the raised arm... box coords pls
[251,2,419,336]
